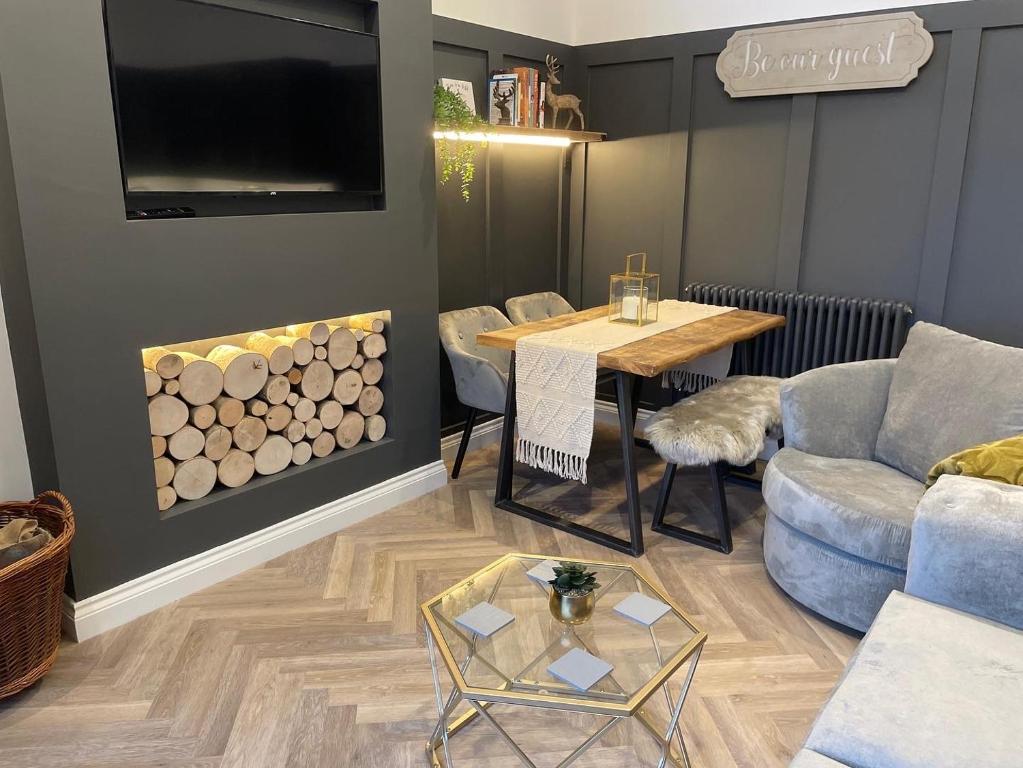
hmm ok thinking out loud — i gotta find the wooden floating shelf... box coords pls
[433,124,606,145]
[486,125,606,143]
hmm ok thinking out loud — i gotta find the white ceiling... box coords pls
[431,0,965,46]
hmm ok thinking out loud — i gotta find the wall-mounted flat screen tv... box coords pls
[104,0,383,218]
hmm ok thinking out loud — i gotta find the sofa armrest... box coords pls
[906,475,1023,630]
[780,359,895,460]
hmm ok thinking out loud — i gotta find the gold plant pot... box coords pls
[549,588,595,625]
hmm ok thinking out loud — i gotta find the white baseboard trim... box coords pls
[63,460,448,643]
[439,415,505,460]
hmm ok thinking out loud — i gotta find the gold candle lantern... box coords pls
[609,252,659,326]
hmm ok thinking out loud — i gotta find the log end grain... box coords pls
[336,411,365,449]
[217,448,256,488]
[168,424,205,461]
[203,424,233,462]
[157,485,177,512]
[173,456,217,500]
[254,435,292,475]
[364,414,387,442]
[291,440,313,466]
[232,415,268,453]
[149,394,189,437]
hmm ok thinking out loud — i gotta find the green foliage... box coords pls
[549,562,600,594]
[433,84,486,202]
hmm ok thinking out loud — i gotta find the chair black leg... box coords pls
[451,407,477,479]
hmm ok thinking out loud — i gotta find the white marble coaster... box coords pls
[547,648,614,691]
[525,559,560,585]
[614,592,672,626]
[454,602,515,637]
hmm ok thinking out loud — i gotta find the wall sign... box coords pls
[716,12,933,98]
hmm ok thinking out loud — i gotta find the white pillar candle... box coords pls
[622,294,640,321]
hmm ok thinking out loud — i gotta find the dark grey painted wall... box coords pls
[572,0,1023,348]
[0,0,439,599]
[0,79,59,498]
[432,18,577,430]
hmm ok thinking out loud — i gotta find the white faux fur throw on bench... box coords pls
[645,375,783,467]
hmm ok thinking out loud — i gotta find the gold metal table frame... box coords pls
[421,554,707,768]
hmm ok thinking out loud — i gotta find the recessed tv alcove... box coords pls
[103,0,385,218]
[142,312,389,515]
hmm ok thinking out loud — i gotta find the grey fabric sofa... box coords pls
[791,474,1023,768]
[763,322,1023,631]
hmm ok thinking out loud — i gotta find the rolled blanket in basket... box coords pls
[0,518,53,569]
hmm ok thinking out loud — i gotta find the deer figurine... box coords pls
[492,81,515,125]
[545,55,585,130]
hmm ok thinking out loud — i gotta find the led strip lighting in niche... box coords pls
[142,313,389,513]
[432,130,572,148]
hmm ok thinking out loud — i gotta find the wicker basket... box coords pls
[0,491,74,700]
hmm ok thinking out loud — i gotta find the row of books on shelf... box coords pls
[437,68,547,129]
[488,67,546,128]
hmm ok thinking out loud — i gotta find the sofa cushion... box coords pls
[789,750,849,768]
[763,448,923,569]
[804,591,1023,768]
[926,433,1023,488]
[875,322,1023,482]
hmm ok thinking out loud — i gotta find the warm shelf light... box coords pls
[432,130,572,148]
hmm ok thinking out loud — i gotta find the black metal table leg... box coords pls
[628,373,656,452]
[616,371,645,555]
[492,354,646,557]
[494,354,517,505]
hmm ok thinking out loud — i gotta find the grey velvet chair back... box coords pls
[438,306,512,414]
[505,291,574,325]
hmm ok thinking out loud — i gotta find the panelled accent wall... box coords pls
[571,0,1023,347]
[435,1,1023,432]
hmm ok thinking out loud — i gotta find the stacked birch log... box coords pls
[145,316,387,511]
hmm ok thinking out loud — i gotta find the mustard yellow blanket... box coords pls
[927,434,1023,488]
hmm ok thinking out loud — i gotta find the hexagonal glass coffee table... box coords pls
[421,554,706,767]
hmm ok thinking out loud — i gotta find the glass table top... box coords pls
[422,554,703,712]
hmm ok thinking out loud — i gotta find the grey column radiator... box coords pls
[683,283,914,378]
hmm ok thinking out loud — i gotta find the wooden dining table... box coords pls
[476,304,786,556]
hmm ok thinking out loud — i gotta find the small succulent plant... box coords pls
[549,562,600,595]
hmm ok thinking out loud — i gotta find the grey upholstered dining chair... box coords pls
[505,291,575,325]
[438,306,513,478]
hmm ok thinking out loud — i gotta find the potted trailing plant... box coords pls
[548,562,600,624]
[433,84,486,202]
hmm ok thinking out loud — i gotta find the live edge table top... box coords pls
[476,306,786,378]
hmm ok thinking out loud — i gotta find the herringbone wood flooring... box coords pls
[0,426,860,767]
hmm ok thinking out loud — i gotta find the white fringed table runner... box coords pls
[664,344,734,393]
[515,300,735,483]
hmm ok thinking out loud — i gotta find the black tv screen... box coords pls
[104,0,383,216]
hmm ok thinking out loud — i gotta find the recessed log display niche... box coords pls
[143,313,389,512]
